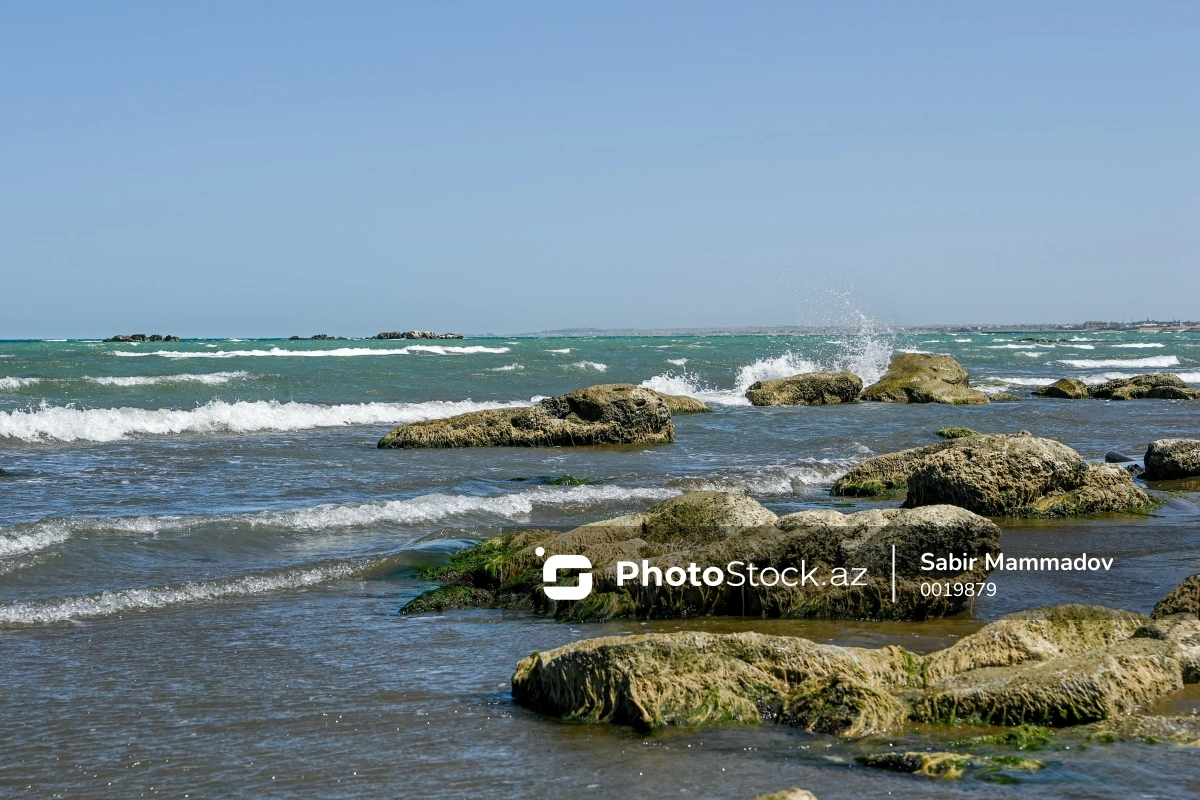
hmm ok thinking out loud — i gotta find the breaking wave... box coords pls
[1057,356,1180,369]
[0,377,41,390]
[0,398,535,442]
[112,345,510,359]
[570,361,608,372]
[1111,342,1164,348]
[85,371,249,387]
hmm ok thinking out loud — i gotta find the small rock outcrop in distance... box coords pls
[378,384,674,448]
[934,427,979,439]
[744,371,862,406]
[1090,374,1200,400]
[511,602,1199,736]
[1033,378,1090,399]
[1152,574,1200,619]
[103,333,180,342]
[373,330,465,340]
[1144,439,1200,480]
[832,432,1154,516]
[402,491,1001,622]
[861,354,989,405]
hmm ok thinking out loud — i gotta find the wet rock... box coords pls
[403,492,1001,622]
[1090,374,1200,400]
[1125,463,1146,478]
[1105,451,1136,463]
[104,333,177,343]
[308,334,347,340]
[651,392,710,413]
[861,354,989,405]
[1151,574,1200,619]
[855,751,1044,781]
[1144,439,1200,480]
[378,384,674,448]
[935,427,979,439]
[834,432,1155,517]
[374,330,464,339]
[510,630,924,733]
[752,790,818,800]
[1078,714,1200,744]
[990,393,1022,402]
[745,372,861,406]
[1033,378,1090,399]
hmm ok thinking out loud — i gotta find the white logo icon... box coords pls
[536,547,593,600]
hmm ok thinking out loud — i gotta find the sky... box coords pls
[1,2,1196,337]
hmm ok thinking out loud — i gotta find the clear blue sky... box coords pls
[1,2,1196,337]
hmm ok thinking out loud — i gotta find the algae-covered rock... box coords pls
[935,427,979,439]
[1079,714,1200,744]
[861,354,989,405]
[1144,439,1200,480]
[378,384,674,448]
[1152,574,1200,619]
[990,393,1023,402]
[835,432,1154,517]
[404,492,1001,622]
[855,751,1044,781]
[510,630,924,733]
[1034,378,1090,399]
[652,391,710,413]
[745,372,862,406]
[1090,374,1200,400]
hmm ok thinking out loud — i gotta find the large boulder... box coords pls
[510,603,1198,736]
[833,432,1154,517]
[378,384,674,448]
[1144,439,1200,480]
[861,354,989,405]
[745,372,862,406]
[404,491,1001,622]
[1033,378,1089,399]
[1090,374,1200,400]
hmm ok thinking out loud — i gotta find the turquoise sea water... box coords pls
[2,331,1199,798]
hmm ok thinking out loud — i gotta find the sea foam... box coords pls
[0,398,535,442]
[85,371,249,387]
[0,377,41,390]
[1057,356,1180,369]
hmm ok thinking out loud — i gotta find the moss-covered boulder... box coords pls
[833,432,1154,517]
[1090,374,1200,400]
[1033,378,1090,399]
[510,603,1199,737]
[1144,439,1200,480]
[745,372,862,406]
[1152,574,1200,619]
[378,384,674,448]
[935,427,979,439]
[651,391,710,413]
[861,354,989,405]
[990,393,1022,402]
[403,492,1001,622]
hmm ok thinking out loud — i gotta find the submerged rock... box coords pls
[403,491,1000,622]
[378,384,674,448]
[1090,374,1200,400]
[1144,439,1200,480]
[861,354,989,405]
[745,372,861,406]
[511,603,1199,736]
[990,393,1022,402]
[833,432,1154,517]
[1033,378,1089,399]
[1105,451,1136,463]
[855,751,1044,781]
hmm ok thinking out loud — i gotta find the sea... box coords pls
[2,330,1199,798]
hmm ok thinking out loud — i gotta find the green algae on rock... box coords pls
[861,353,990,405]
[403,492,1000,622]
[653,391,711,413]
[744,372,862,406]
[1033,378,1090,399]
[855,751,1045,781]
[378,384,675,448]
[833,432,1154,517]
[935,427,980,439]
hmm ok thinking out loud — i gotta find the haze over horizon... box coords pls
[2,2,1196,339]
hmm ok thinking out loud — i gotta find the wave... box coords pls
[547,348,571,354]
[1177,372,1200,384]
[954,338,972,342]
[571,361,607,371]
[694,458,863,495]
[1017,351,1045,357]
[0,521,70,558]
[640,372,749,406]
[0,398,535,442]
[1057,356,1180,369]
[1064,344,1095,350]
[0,560,378,626]
[487,363,524,371]
[0,377,40,390]
[84,371,249,387]
[667,358,688,366]
[1112,343,1165,348]
[112,345,510,359]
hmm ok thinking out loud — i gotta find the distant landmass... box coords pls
[514,320,1200,337]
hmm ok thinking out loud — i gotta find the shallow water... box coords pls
[2,332,1199,797]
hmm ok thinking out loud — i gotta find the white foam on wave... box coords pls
[547,348,571,354]
[695,458,863,495]
[667,358,688,366]
[1058,356,1180,369]
[954,338,972,342]
[0,377,41,390]
[1177,372,1200,384]
[0,562,365,626]
[0,398,535,443]
[1017,351,1045,358]
[980,376,1056,387]
[1112,343,1165,349]
[571,361,607,372]
[0,521,70,558]
[640,372,750,406]
[1064,344,1095,350]
[85,371,250,387]
[112,345,510,359]
[487,363,524,372]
